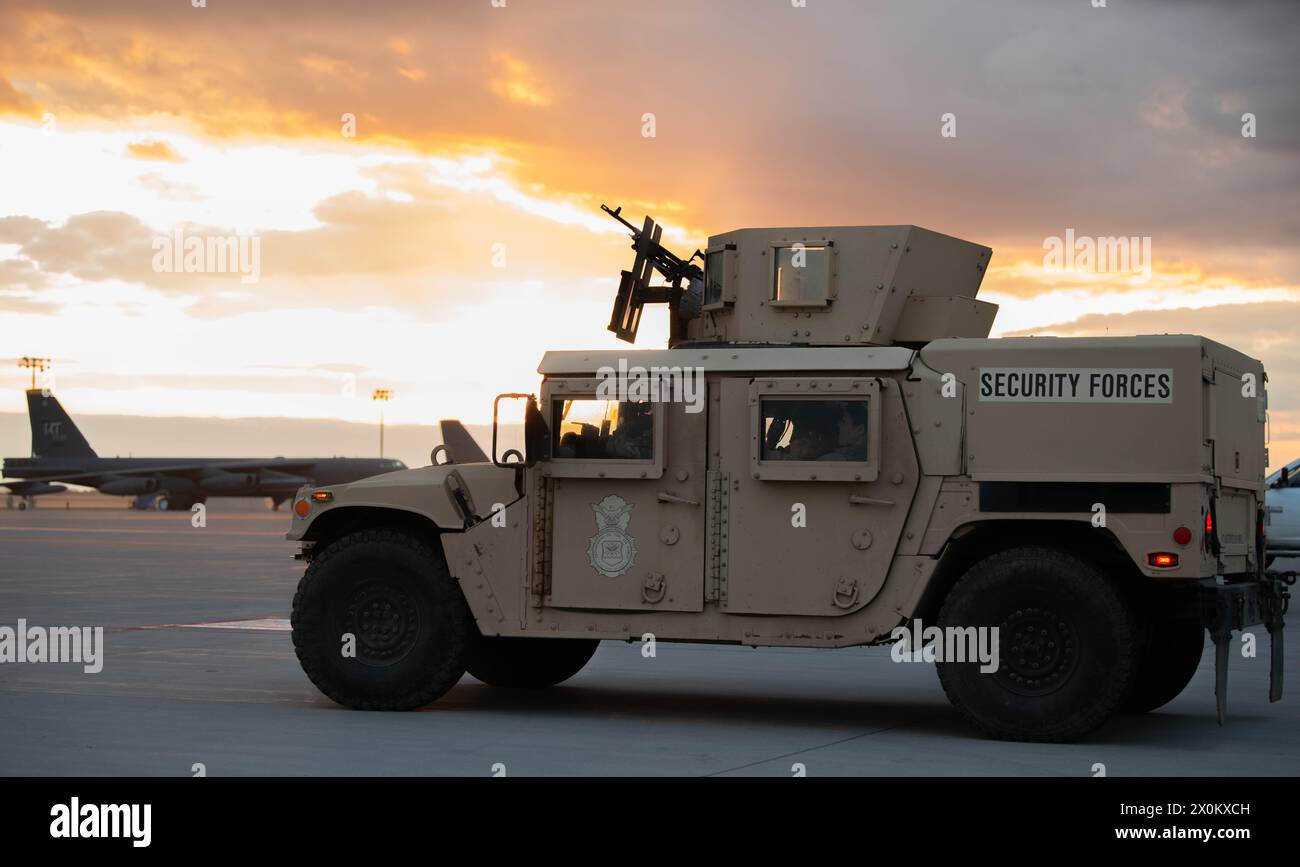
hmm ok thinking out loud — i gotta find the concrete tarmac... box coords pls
[1,508,1297,776]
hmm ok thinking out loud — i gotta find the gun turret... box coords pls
[687,223,995,348]
[602,204,703,344]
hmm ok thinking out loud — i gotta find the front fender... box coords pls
[287,463,522,541]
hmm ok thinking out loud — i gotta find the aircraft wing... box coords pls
[0,458,319,487]
[204,459,319,474]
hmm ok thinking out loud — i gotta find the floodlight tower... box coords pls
[18,356,50,391]
[372,388,393,458]
[18,358,51,458]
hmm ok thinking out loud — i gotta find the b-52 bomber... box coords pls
[2,390,406,511]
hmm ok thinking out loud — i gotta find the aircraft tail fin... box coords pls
[27,390,97,459]
[439,419,489,463]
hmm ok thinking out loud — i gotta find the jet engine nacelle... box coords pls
[258,471,311,492]
[198,472,257,493]
[99,477,160,495]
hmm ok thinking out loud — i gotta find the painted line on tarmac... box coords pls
[133,617,291,632]
[0,526,286,537]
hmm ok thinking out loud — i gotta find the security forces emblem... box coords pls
[587,494,637,578]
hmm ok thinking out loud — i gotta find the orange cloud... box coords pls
[2,0,1298,434]
[0,76,40,117]
[488,52,551,107]
[125,140,184,162]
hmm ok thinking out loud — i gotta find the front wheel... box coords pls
[467,636,599,688]
[936,547,1137,742]
[291,528,475,710]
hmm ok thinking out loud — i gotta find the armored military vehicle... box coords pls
[287,206,1289,742]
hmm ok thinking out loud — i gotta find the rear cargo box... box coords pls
[921,334,1266,573]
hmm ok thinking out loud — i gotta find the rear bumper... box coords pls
[1150,571,1291,719]
[1197,574,1290,638]
[1151,572,1290,632]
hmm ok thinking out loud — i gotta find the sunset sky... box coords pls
[1,0,1298,463]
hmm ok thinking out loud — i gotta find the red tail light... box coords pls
[1205,511,1213,535]
[1148,552,1179,568]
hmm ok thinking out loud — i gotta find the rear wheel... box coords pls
[467,636,599,688]
[291,528,474,710]
[1121,618,1204,714]
[936,546,1137,742]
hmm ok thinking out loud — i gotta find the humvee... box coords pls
[287,206,1290,742]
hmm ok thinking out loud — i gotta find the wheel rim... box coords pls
[996,607,1078,696]
[343,581,420,665]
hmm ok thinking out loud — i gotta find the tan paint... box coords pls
[286,462,521,539]
[291,223,1267,648]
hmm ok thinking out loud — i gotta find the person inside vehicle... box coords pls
[819,402,868,461]
[607,401,653,459]
[789,409,836,460]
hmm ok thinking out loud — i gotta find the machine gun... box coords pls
[602,204,704,343]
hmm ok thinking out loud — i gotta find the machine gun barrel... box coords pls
[601,204,702,282]
[601,203,638,234]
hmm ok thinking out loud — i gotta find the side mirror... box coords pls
[492,393,550,468]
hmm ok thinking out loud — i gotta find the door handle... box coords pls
[657,491,700,506]
[849,494,894,507]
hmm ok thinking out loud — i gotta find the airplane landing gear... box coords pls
[156,494,202,512]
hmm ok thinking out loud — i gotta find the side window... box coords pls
[761,399,869,463]
[553,398,654,461]
[749,377,880,482]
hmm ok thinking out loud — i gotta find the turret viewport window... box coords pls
[772,244,829,306]
[705,250,725,306]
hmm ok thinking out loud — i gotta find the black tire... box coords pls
[935,546,1137,742]
[467,636,599,688]
[1120,618,1204,714]
[291,528,474,710]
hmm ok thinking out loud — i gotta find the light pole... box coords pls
[19,358,51,459]
[372,388,392,458]
[18,357,50,391]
